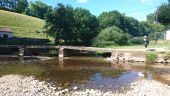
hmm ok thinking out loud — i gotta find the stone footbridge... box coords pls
[0,45,166,62]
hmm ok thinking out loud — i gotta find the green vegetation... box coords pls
[156,3,170,27]
[0,0,28,13]
[145,53,158,63]
[108,40,170,49]
[0,9,51,39]
[45,3,99,45]
[93,26,128,47]
[0,1,169,47]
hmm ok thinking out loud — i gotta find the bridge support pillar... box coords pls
[19,47,24,57]
[59,47,64,58]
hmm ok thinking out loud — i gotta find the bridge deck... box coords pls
[0,45,166,52]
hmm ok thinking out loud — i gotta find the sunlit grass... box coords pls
[108,40,170,50]
[0,10,54,41]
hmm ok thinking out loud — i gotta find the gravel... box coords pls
[0,75,170,96]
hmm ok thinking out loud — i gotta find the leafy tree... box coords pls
[98,10,125,31]
[45,3,73,44]
[45,4,99,46]
[138,21,153,36]
[156,4,170,26]
[0,0,17,11]
[73,8,99,45]
[93,26,129,47]
[124,17,140,36]
[25,1,53,19]
[15,0,28,13]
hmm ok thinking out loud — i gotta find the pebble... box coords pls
[0,75,170,96]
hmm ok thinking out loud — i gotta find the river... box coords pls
[0,56,169,92]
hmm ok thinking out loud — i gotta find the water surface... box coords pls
[0,56,168,91]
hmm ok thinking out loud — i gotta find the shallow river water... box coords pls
[0,56,168,92]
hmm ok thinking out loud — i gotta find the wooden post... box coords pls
[58,47,64,58]
[19,47,24,57]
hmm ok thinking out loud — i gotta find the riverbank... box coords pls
[0,75,170,96]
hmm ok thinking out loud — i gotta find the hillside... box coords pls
[0,10,51,39]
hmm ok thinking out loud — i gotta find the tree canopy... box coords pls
[0,0,28,13]
[45,3,99,46]
[25,1,52,19]
[156,4,170,26]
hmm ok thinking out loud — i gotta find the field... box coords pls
[0,10,52,39]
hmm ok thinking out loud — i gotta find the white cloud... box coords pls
[77,0,88,4]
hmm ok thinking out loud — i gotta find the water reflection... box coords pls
[0,56,169,91]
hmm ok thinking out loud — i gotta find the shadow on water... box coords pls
[0,56,169,91]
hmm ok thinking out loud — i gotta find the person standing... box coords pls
[144,35,149,48]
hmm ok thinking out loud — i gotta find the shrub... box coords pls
[92,26,129,47]
[129,37,143,44]
[145,53,158,63]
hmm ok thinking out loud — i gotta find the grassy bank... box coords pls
[109,40,170,49]
[0,10,53,40]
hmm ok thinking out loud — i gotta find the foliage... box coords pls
[25,1,53,19]
[45,4,99,46]
[129,37,143,44]
[145,53,158,63]
[156,3,170,26]
[0,0,17,11]
[0,0,28,13]
[93,26,129,47]
[138,21,153,36]
[15,0,28,13]
[73,8,99,45]
[98,10,125,31]
[124,17,140,36]
[98,10,153,37]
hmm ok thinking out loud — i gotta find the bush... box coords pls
[145,53,158,63]
[129,37,143,44]
[92,26,129,47]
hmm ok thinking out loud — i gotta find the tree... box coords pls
[73,8,99,45]
[45,4,99,46]
[0,0,17,11]
[15,0,28,13]
[25,1,53,19]
[124,17,140,36]
[98,11,143,37]
[45,3,75,45]
[156,4,170,26]
[98,10,125,31]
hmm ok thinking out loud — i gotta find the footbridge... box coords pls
[0,45,166,62]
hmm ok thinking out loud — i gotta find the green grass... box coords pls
[108,40,170,50]
[0,10,53,40]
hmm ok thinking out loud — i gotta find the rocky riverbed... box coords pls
[0,75,170,96]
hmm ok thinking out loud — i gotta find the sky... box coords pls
[28,0,168,21]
